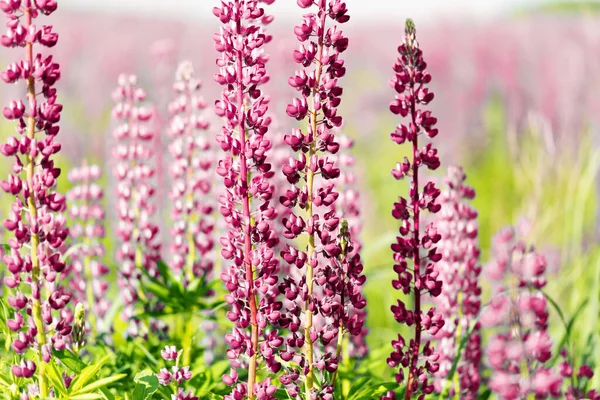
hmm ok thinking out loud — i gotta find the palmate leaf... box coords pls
[132,369,159,400]
[138,260,224,316]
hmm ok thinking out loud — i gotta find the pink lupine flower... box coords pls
[384,20,444,400]
[482,225,562,398]
[432,166,481,398]
[111,74,161,336]
[0,0,70,396]
[278,0,353,396]
[66,163,109,336]
[156,345,198,399]
[168,61,214,284]
[212,1,281,399]
[161,345,179,361]
[172,388,199,400]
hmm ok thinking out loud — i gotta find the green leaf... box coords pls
[46,361,68,396]
[99,387,116,400]
[132,369,159,400]
[69,354,112,393]
[544,293,588,364]
[133,340,159,365]
[0,372,12,388]
[55,349,87,374]
[69,394,104,400]
[73,374,126,394]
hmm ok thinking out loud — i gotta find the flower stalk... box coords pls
[385,19,444,400]
[1,0,70,396]
[213,1,281,398]
[280,0,351,396]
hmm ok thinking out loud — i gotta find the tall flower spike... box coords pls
[0,0,70,396]
[278,0,351,397]
[384,19,444,400]
[213,1,282,399]
[66,163,109,337]
[482,226,561,399]
[168,61,214,284]
[432,166,481,398]
[111,74,161,338]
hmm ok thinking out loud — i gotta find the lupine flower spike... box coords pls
[384,19,444,400]
[111,74,161,337]
[168,61,214,285]
[0,0,70,396]
[483,226,561,398]
[66,163,109,337]
[278,0,351,396]
[432,166,481,398]
[213,1,281,398]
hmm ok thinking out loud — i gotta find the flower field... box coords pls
[0,1,598,399]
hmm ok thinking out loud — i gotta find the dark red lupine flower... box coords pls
[384,19,444,400]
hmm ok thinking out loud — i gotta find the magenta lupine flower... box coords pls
[66,163,109,335]
[277,0,352,397]
[482,226,561,399]
[385,20,444,400]
[168,61,214,284]
[561,350,600,400]
[0,0,70,396]
[212,1,282,399]
[432,166,481,398]
[111,74,161,336]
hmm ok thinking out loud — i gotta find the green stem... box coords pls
[331,325,345,389]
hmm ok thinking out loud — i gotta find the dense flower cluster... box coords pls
[278,0,356,397]
[168,61,214,284]
[111,74,161,336]
[0,0,70,396]
[482,226,559,398]
[385,19,444,400]
[212,1,281,398]
[432,166,481,398]
[66,163,109,335]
